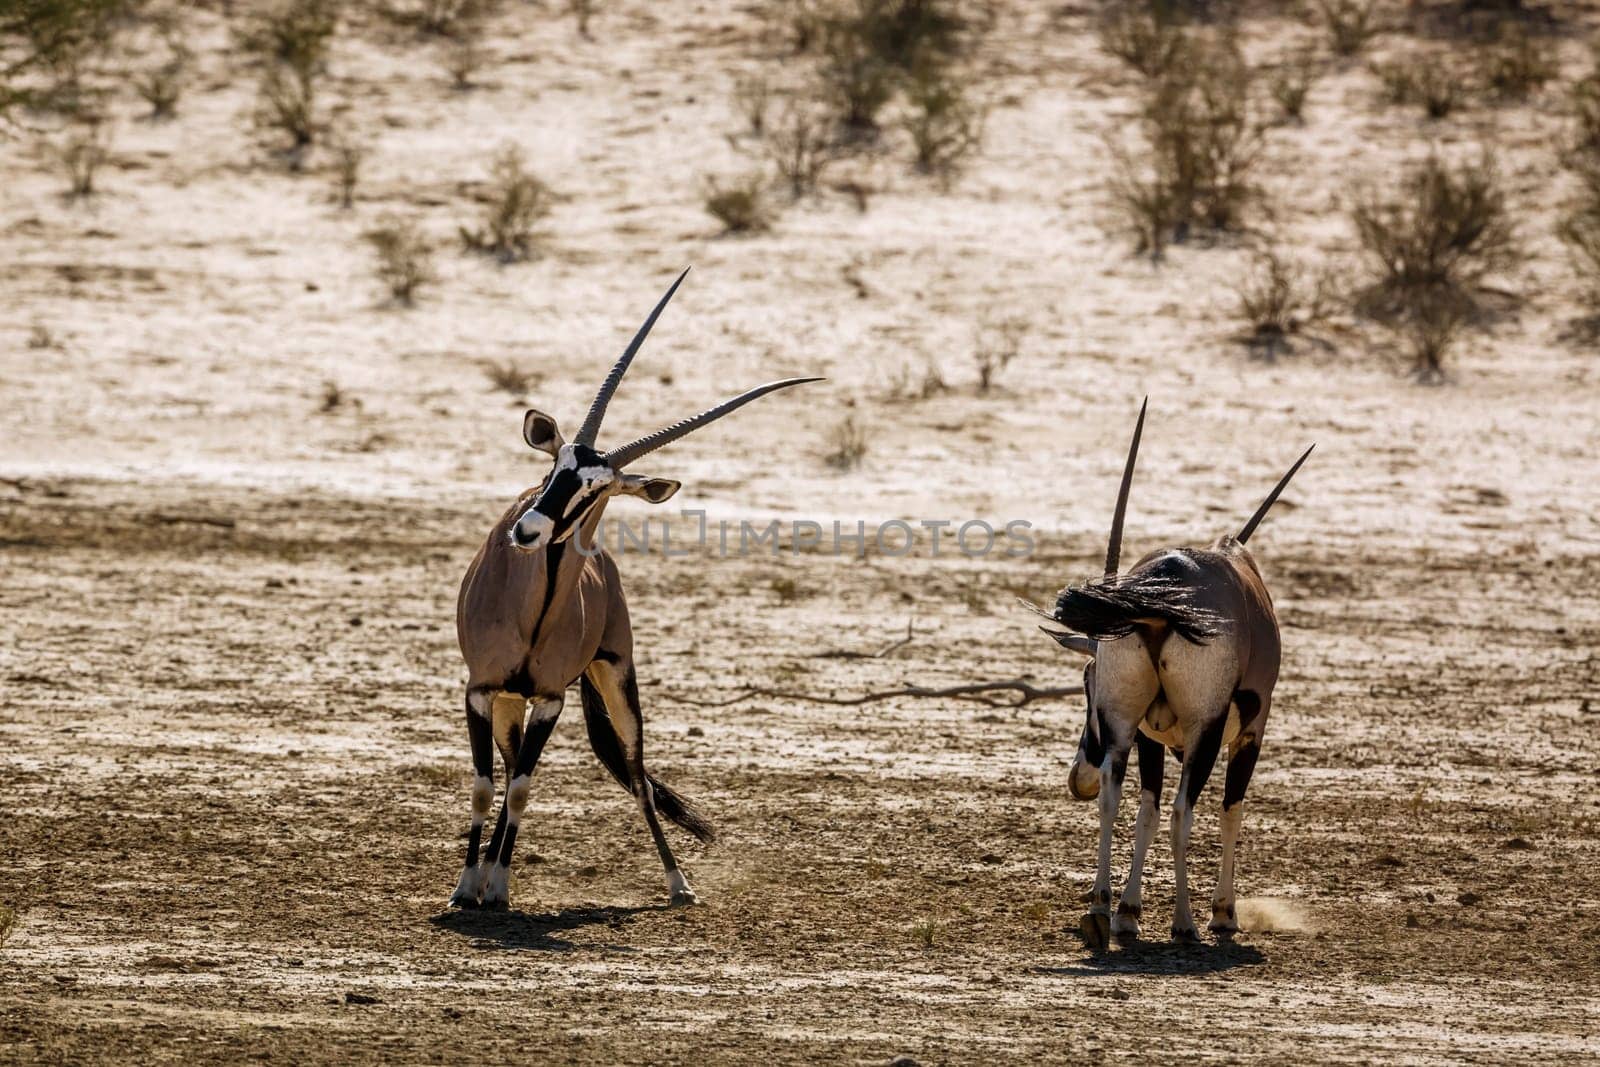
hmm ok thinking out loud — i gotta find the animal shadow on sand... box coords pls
[1039,936,1267,977]
[430,903,665,952]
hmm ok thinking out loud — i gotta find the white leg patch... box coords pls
[666,868,698,907]
[482,863,511,908]
[450,863,487,907]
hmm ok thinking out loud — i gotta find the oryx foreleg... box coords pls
[481,693,563,910]
[1170,714,1226,941]
[1114,732,1166,941]
[448,694,498,908]
[1211,737,1261,936]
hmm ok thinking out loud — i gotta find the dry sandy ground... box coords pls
[4,0,1600,1062]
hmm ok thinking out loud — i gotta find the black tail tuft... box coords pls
[646,778,716,844]
[579,676,716,845]
[1053,571,1223,644]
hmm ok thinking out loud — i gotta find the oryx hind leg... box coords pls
[1114,732,1166,941]
[1211,724,1263,937]
[1081,635,1159,953]
[583,658,697,906]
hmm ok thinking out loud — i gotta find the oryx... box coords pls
[1035,399,1312,950]
[449,268,821,910]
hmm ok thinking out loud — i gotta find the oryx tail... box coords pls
[1053,571,1223,644]
[579,676,716,844]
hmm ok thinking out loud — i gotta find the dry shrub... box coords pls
[1352,153,1517,378]
[459,145,551,262]
[1573,59,1600,159]
[383,0,497,38]
[239,0,337,66]
[247,0,337,165]
[1373,54,1462,119]
[765,102,835,198]
[133,35,188,119]
[1098,3,1190,80]
[972,316,1026,393]
[366,217,436,306]
[824,414,869,470]
[443,38,486,89]
[0,904,15,947]
[570,0,597,39]
[703,172,773,233]
[813,0,967,133]
[1270,50,1317,122]
[1111,35,1263,256]
[481,359,538,396]
[1317,0,1378,57]
[734,74,771,134]
[1476,25,1555,100]
[885,356,947,402]
[1233,248,1334,360]
[55,119,108,198]
[328,134,364,208]
[903,62,984,179]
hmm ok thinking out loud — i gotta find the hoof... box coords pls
[1079,910,1111,954]
[1170,923,1201,943]
[448,865,486,909]
[1112,902,1142,942]
[666,869,699,907]
[480,865,511,910]
[1209,902,1238,938]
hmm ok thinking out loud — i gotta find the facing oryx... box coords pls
[1036,400,1312,951]
[450,268,821,910]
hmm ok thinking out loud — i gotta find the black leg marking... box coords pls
[464,707,495,869]
[1183,715,1228,809]
[1223,739,1261,811]
[495,701,562,868]
[1136,732,1165,804]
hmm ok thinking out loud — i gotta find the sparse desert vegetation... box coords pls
[459,145,551,262]
[365,217,436,306]
[3,1,1600,1061]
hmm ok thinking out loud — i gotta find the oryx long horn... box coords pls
[1237,443,1315,544]
[1104,397,1147,577]
[573,267,691,448]
[604,377,825,469]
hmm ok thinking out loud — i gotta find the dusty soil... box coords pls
[4,0,1600,1063]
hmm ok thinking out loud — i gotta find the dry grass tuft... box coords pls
[328,134,364,208]
[703,172,774,233]
[824,414,869,470]
[459,145,551,262]
[972,316,1027,393]
[481,359,538,397]
[365,217,436,307]
[1317,0,1378,57]
[1476,25,1555,101]
[1270,50,1317,123]
[54,119,108,199]
[133,35,189,120]
[1373,54,1463,119]
[1233,248,1334,360]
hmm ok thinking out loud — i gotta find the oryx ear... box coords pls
[1039,626,1097,657]
[618,474,680,504]
[522,409,564,457]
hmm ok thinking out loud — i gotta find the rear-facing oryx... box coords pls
[450,268,820,910]
[1036,399,1312,951]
